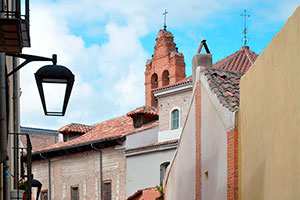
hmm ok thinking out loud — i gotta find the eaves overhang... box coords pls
[29,136,125,161]
[153,82,193,98]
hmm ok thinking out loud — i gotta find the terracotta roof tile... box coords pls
[126,139,178,152]
[213,46,258,73]
[127,187,161,200]
[152,46,258,92]
[58,123,95,134]
[202,67,243,112]
[34,113,158,153]
[152,76,192,92]
[127,106,158,116]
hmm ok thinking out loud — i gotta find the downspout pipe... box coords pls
[40,153,51,200]
[0,52,10,200]
[13,56,19,189]
[91,143,103,200]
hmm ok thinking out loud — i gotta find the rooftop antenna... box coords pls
[163,9,168,30]
[240,9,250,46]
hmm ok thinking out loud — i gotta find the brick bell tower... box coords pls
[145,29,186,107]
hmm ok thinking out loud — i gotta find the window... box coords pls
[162,70,169,86]
[160,162,170,184]
[40,190,48,200]
[71,186,79,200]
[103,181,112,200]
[151,73,158,89]
[171,109,179,129]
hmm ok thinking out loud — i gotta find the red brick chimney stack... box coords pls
[145,29,186,107]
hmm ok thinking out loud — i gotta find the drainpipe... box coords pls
[91,143,102,200]
[13,56,19,189]
[40,153,51,200]
[0,52,10,200]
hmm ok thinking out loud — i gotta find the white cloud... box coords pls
[21,1,150,129]
[20,0,298,129]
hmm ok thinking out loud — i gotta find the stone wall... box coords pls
[32,147,126,200]
[158,89,192,132]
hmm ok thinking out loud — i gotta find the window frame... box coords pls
[71,185,79,200]
[103,180,112,200]
[170,107,180,130]
[40,189,48,200]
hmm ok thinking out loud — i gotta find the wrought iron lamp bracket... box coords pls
[5,53,57,78]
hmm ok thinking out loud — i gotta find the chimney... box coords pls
[192,40,212,83]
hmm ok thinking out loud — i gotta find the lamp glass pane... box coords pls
[42,82,67,113]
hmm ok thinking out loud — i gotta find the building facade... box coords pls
[239,6,300,200]
[164,46,258,199]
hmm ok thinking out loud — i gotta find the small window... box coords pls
[151,73,158,89]
[162,70,169,86]
[71,186,79,200]
[160,162,170,184]
[171,109,179,129]
[40,190,48,200]
[103,181,112,200]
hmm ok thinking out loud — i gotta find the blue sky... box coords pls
[20,0,299,129]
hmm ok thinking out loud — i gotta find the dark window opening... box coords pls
[40,190,48,200]
[162,70,169,86]
[71,186,79,200]
[154,97,158,107]
[103,181,112,200]
[160,162,170,184]
[151,73,158,89]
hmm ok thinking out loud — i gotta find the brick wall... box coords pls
[32,147,126,200]
[157,89,192,132]
[195,82,201,200]
[227,127,238,200]
[145,29,186,107]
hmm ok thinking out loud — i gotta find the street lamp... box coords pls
[35,55,74,116]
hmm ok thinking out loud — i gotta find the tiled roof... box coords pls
[20,134,58,151]
[34,114,158,153]
[58,123,95,134]
[152,76,193,92]
[127,106,158,116]
[153,46,257,92]
[213,46,258,73]
[127,187,161,200]
[202,67,243,112]
[126,139,178,153]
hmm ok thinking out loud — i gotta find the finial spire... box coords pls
[240,9,250,46]
[163,9,168,30]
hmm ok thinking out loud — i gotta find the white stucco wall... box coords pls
[125,147,176,197]
[117,125,158,150]
[200,71,235,200]
[158,128,182,142]
[201,83,227,199]
[164,98,196,200]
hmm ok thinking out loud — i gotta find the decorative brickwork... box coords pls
[145,29,186,107]
[227,127,239,200]
[195,82,201,200]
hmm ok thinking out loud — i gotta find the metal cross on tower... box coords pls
[240,9,250,46]
[163,9,168,30]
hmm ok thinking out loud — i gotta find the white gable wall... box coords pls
[200,70,236,200]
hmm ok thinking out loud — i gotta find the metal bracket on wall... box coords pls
[5,53,56,78]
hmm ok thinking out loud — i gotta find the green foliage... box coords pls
[155,183,164,195]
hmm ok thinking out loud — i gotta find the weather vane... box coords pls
[163,9,168,30]
[240,9,250,46]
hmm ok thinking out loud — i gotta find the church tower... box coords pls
[145,29,186,107]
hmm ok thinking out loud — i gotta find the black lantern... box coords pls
[35,55,74,116]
